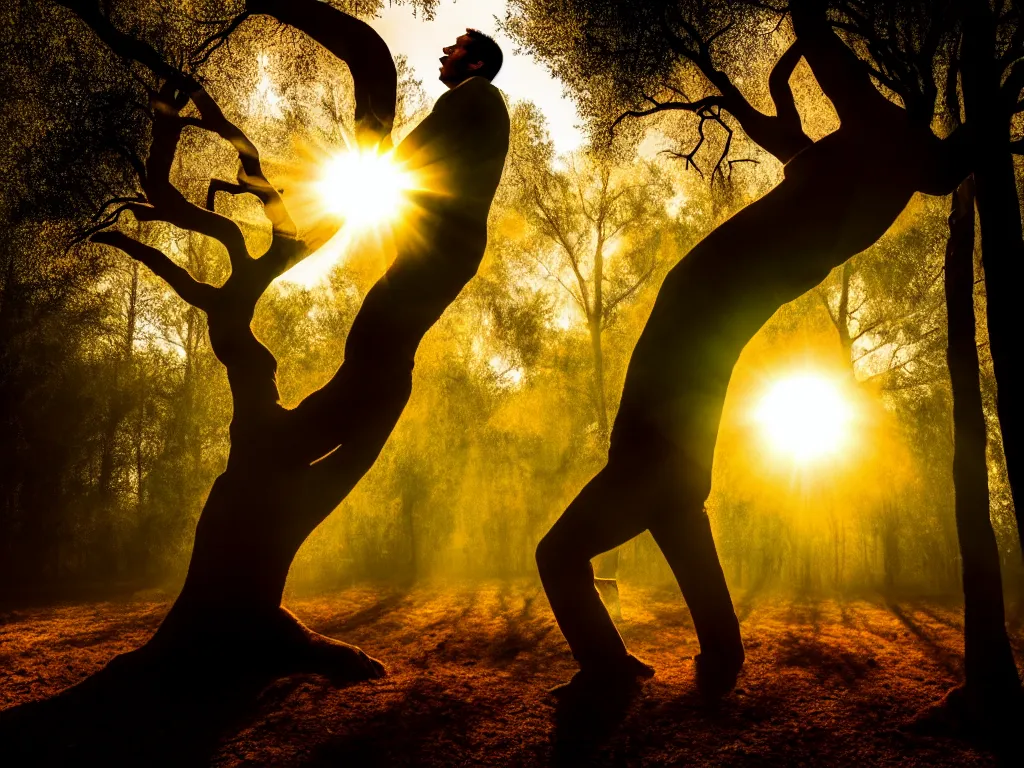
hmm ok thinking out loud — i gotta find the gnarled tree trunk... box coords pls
[44,0,507,686]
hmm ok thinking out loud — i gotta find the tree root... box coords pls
[906,683,1024,759]
[0,606,385,766]
[137,604,387,685]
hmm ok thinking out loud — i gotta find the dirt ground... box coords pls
[1,582,1021,766]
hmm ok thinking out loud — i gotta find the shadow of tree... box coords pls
[886,603,963,677]
[301,679,487,766]
[316,591,412,636]
[776,632,875,688]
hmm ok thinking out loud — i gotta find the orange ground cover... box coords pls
[1,583,1020,765]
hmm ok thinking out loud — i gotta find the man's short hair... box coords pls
[464,29,503,81]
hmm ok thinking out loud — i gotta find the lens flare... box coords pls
[314,149,415,229]
[755,374,854,463]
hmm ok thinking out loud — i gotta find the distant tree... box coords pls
[505,104,674,438]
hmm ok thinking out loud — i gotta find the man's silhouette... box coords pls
[287,24,511,470]
[533,2,962,699]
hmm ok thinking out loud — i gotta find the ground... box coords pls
[1,582,1022,766]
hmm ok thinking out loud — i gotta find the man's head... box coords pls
[438,29,503,87]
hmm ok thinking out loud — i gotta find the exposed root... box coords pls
[141,604,387,685]
[282,612,387,683]
[0,605,385,767]
[906,683,1024,759]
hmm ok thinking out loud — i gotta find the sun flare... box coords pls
[754,374,855,463]
[314,149,415,229]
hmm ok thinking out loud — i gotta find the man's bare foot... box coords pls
[694,645,744,698]
[549,653,655,698]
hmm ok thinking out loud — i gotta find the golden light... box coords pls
[314,149,415,229]
[754,374,855,463]
[274,145,420,287]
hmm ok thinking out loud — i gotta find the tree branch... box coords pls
[610,96,724,132]
[92,231,217,310]
[768,39,804,128]
[54,1,196,89]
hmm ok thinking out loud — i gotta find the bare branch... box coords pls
[135,87,252,270]
[54,1,196,90]
[189,12,252,71]
[768,40,804,127]
[610,96,724,132]
[92,231,217,310]
[602,264,656,321]
[185,87,297,241]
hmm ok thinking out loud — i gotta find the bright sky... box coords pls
[368,0,584,152]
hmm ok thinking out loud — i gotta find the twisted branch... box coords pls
[92,230,217,310]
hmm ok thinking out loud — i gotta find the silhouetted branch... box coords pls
[136,85,251,271]
[54,1,196,90]
[768,40,804,128]
[184,86,297,241]
[920,124,974,195]
[610,96,724,133]
[92,230,217,310]
[189,12,252,71]
[660,103,747,182]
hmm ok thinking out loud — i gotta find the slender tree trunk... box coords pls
[942,176,1021,724]
[962,2,1024,556]
[589,235,609,437]
[588,318,609,436]
[837,260,852,357]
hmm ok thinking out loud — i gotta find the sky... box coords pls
[368,0,584,152]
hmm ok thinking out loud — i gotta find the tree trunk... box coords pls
[38,0,507,688]
[961,0,1024,558]
[940,176,1021,725]
[588,317,609,436]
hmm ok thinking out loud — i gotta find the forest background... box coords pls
[1,0,1020,609]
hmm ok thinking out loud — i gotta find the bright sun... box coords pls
[314,149,415,228]
[755,374,855,463]
[277,147,418,286]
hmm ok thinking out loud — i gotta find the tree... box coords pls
[32,0,508,688]
[958,0,1024,558]
[513,0,977,694]
[506,106,674,439]
[936,173,1022,734]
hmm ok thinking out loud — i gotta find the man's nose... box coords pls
[442,45,453,55]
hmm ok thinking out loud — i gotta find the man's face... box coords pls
[438,34,483,87]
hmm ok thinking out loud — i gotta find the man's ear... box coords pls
[467,60,484,72]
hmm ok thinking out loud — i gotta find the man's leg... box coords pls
[648,476,743,696]
[592,549,621,620]
[536,463,651,678]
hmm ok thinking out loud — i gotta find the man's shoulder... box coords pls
[447,77,508,111]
